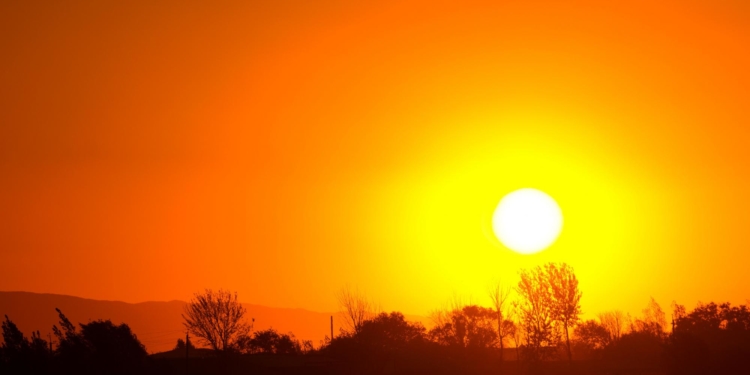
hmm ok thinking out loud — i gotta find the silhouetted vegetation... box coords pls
[2,314,52,374]
[174,337,194,351]
[664,302,750,375]
[182,289,251,353]
[1,309,146,375]
[514,263,582,364]
[3,263,750,374]
[488,281,515,366]
[336,286,376,335]
[237,328,307,354]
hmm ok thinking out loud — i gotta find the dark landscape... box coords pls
[3,270,750,374]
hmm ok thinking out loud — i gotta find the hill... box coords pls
[0,291,429,353]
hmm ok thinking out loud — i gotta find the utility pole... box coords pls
[185,331,189,375]
[48,333,53,352]
[330,316,334,343]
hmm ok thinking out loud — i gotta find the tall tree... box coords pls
[547,263,582,363]
[516,266,558,361]
[182,289,251,352]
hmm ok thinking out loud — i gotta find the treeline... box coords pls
[2,262,749,374]
[1,308,147,374]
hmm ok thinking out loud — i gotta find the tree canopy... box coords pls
[182,289,251,352]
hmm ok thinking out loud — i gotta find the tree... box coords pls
[598,310,627,342]
[52,308,89,369]
[488,281,514,363]
[239,328,302,354]
[632,297,666,338]
[547,263,582,363]
[174,337,195,351]
[336,286,375,334]
[573,320,610,359]
[429,304,497,351]
[182,289,251,352]
[326,312,431,373]
[516,265,558,362]
[668,301,750,374]
[1,315,28,359]
[355,312,426,353]
[515,263,582,363]
[79,319,147,372]
[52,309,146,375]
[1,315,52,374]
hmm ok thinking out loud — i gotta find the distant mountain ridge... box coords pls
[0,291,429,353]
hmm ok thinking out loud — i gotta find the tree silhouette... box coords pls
[668,301,750,374]
[336,286,375,334]
[174,337,195,350]
[428,304,497,351]
[604,329,664,370]
[598,310,627,342]
[52,308,89,369]
[488,281,514,364]
[182,289,251,353]
[632,297,666,338]
[52,309,146,375]
[573,319,610,359]
[1,315,51,374]
[515,262,582,363]
[675,302,750,332]
[547,262,582,363]
[326,311,430,374]
[238,328,302,354]
[358,312,426,350]
[516,265,558,362]
[1,315,28,359]
[79,319,147,373]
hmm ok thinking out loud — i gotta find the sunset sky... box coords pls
[2,0,749,321]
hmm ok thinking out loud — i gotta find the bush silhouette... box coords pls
[53,308,146,375]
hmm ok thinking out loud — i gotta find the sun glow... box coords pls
[492,188,563,254]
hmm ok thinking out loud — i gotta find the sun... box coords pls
[492,188,563,254]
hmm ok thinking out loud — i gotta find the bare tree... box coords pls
[488,281,513,363]
[516,266,558,362]
[336,286,374,334]
[598,310,626,342]
[182,289,251,352]
[632,297,666,337]
[546,263,582,363]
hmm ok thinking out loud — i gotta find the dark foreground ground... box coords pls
[150,354,669,375]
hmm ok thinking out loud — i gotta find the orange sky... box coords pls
[1,0,749,321]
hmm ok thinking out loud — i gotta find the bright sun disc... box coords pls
[492,188,563,254]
